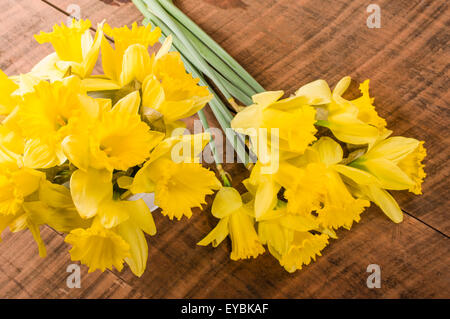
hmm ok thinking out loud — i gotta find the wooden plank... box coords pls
[0,227,142,298]
[43,0,142,28]
[111,206,449,298]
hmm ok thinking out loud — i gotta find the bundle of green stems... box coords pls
[132,0,265,183]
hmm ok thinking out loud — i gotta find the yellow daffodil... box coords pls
[24,180,91,233]
[128,133,221,220]
[14,76,88,168]
[335,136,426,223]
[258,203,319,250]
[198,187,265,260]
[0,162,44,216]
[63,91,164,172]
[141,51,212,128]
[232,90,317,155]
[0,209,48,257]
[0,179,88,257]
[275,137,370,230]
[96,22,161,88]
[350,136,426,194]
[34,19,103,79]
[0,157,53,257]
[297,77,387,145]
[66,214,155,276]
[67,167,156,276]
[65,222,131,273]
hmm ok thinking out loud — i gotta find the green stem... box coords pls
[197,109,221,165]
[172,18,257,99]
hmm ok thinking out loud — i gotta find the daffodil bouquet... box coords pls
[0,0,427,278]
[0,19,222,276]
[133,0,427,273]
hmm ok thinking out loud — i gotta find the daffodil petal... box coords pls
[116,220,148,277]
[366,136,420,163]
[212,187,242,219]
[312,137,343,166]
[97,200,130,229]
[295,79,332,105]
[81,78,121,91]
[362,185,403,223]
[333,164,379,185]
[355,158,414,190]
[70,169,112,219]
[120,44,152,86]
[197,216,230,247]
[112,90,140,114]
[126,198,156,236]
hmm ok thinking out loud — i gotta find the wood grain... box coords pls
[0,0,448,298]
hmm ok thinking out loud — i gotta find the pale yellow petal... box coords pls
[197,217,229,247]
[211,187,242,219]
[120,44,152,86]
[116,220,148,277]
[312,137,343,166]
[70,169,112,219]
[355,158,414,190]
[361,185,403,223]
[295,79,332,105]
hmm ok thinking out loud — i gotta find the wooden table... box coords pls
[0,0,448,298]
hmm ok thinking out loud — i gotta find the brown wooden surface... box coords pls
[0,0,448,298]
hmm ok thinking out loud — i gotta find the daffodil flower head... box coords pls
[143,158,221,220]
[65,223,131,273]
[276,161,326,215]
[34,19,103,78]
[101,22,161,86]
[232,90,317,155]
[63,91,164,172]
[273,137,370,231]
[141,52,213,125]
[350,136,426,194]
[198,187,265,260]
[310,137,370,230]
[16,76,87,168]
[0,160,47,257]
[25,180,92,233]
[127,133,220,220]
[67,167,156,276]
[299,77,387,146]
[0,163,44,216]
[330,136,426,223]
[257,205,318,254]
